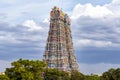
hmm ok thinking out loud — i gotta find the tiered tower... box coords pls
[43,6,79,72]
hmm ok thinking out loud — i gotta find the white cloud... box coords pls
[104,0,120,17]
[43,18,49,24]
[71,0,120,49]
[22,20,43,31]
[74,39,114,48]
[79,63,120,75]
[0,0,17,4]
[0,0,72,23]
[0,32,22,44]
[71,3,113,19]
[111,0,120,4]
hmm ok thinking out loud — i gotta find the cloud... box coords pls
[72,16,120,48]
[75,39,113,47]
[71,0,120,49]
[43,18,49,24]
[105,0,120,17]
[0,13,7,20]
[0,0,73,23]
[22,20,43,31]
[71,0,120,19]
[70,0,120,65]
[0,20,48,62]
[0,20,49,72]
[71,3,113,19]
[79,63,120,75]
[0,0,17,4]
[111,0,119,3]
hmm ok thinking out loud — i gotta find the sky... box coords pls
[0,0,120,75]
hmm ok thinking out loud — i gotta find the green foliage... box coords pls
[4,58,120,80]
[71,71,100,80]
[5,58,46,80]
[101,68,114,80]
[44,68,70,80]
[112,68,120,80]
[101,68,120,80]
[0,74,10,80]
[71,70,85,80]
[84,74,100,80]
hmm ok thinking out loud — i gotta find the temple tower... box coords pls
[43,6,79,71]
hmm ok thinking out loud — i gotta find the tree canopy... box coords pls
[101,68,120,80]
[5,59,46,80]
[3,58,120,80]
[44,68,70,80]
[0,74,10,80]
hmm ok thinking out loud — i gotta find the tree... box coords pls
[44,68,70,80]
[112,68,120,80]
[100,68,120,80]
[84,74,100,80]
[5,58,46,80]
[71,70,85,80]
[0,74,10,80]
